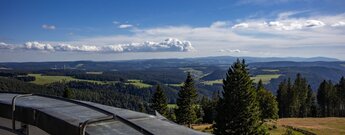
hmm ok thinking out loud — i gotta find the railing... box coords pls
[6,92,154,135]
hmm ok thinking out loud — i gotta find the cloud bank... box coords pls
[1,38,194,53]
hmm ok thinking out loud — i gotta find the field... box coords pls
[28,74,104,85]
[201,74,281,85]
[28,74,153,88]
[275,118,345,135]
[126,79,152,88]
[192,118,345,135]
[262,69,280,72]
[167,104,177,109]
[251,74,281,84]
[201,79,222,85]
[168,83,184,87]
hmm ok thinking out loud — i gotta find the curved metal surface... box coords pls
[0,92,209,135]
[11,94,33,131]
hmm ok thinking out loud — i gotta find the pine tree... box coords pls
[214,59,265,135]
[256,79,279,121]
[175,72,198,127]
[337,77,345,116]
[306,85,317,117]
[317,80,337,117]
[277,79,288,118]
[293,73,309,117]
[63,87,73,99]
[150,85,168,117]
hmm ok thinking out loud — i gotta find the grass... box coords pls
[28,74,104,85]
[192,124,213,133]
[251,74,281,84]
[201,79,222,85]
[86,71,103,74]
[276,117,345,135]
[29,74,152,88]
[167,104,177,109]
[262,69,280,72]
[168,83,184,87]
[201,74,281,85]
[126,79,152,88]
[193,118,345,135]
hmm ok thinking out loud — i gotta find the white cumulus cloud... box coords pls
[19,38,194,53]
[24,42,54,51]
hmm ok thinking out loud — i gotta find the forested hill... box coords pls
[0,56,344,96]
[0,56,339,71]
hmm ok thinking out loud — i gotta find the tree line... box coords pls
[150,59,279,134]
[149,59,345,134]
[277,74,345,118]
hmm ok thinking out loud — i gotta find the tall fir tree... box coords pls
[256,80,279,121]
[175,72,198,127]
[277,79,289,118]
[63,87,73,99]
[337,77,345,116]
[293,73,309,117]
[214,59,266,135]
[150,85,168,117]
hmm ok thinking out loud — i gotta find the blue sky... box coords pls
[1,0,345,62]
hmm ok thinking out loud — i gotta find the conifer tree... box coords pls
[175,72,198,127]
[293,73,309,117]
[256,79,279,121]
[277,79,288,118]
[337,77,345,116]
[150,85,168,117]
[63,87,73,99]
[214,59,265,135]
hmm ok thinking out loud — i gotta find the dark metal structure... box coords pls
[0,92,209,135]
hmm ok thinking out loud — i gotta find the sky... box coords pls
[1,0,345,62]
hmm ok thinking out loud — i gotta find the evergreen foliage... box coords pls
[63,87,73,99]
[150,85,168,117]
[200,91,219,124]
[175,72,198,127]
[276,74,316,118]
[256,79,279,121]
[213,59,266,135]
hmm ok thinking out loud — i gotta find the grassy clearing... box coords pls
[276,117,345,135]
[192,124,213,133]
[167,104,177,109]
[126,79,152,88]
[168,83,184,87]
[192,123,304,135]
[193,118,345,135]
[251,74,281,84]
[201,74,281,85]
[201,79,223,85]
[28,74,104,85]
[262,69,280,72]
[179,68,205,80]
[86,71,103,74]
